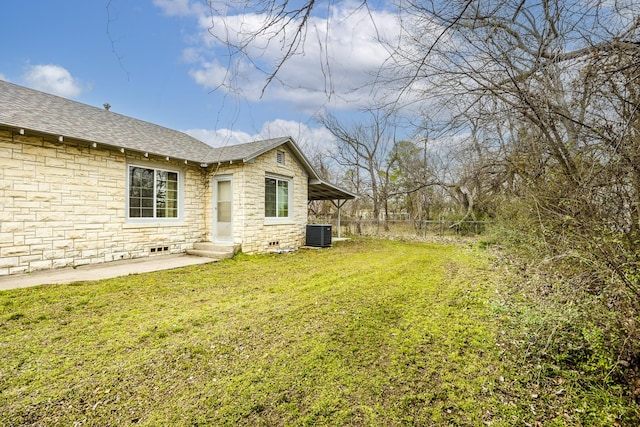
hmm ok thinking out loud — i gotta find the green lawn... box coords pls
[1,238,637,425]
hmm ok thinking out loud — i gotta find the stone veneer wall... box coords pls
[0,129,208,276]
[220,145,308,254]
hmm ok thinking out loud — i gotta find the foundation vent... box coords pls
[150,246,170,254]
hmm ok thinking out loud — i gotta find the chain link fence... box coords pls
[311,219,491,240]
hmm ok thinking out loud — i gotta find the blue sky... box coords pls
[1,0,400,151]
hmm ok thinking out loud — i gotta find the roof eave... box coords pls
[308,179,358,201]
[3,124,206,165]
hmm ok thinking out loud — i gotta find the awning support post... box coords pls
[330,199,348,238]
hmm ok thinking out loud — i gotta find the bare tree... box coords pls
[316,109,396,222]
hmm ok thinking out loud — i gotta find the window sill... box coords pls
[123,222,185,229]
[264,219,295,226]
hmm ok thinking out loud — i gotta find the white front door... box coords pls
[213,176,233,242]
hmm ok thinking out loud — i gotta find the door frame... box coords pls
[212,175,233,243]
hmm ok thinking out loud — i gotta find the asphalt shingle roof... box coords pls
[0,80,215,162]
[207,137,291,164]
[0,80,355,200]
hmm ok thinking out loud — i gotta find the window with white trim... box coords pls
[265,176,291,219]
[128,165,180,219]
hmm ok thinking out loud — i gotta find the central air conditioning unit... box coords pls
[306,224,332,247]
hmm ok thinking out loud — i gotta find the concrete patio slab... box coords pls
[0,254,218,291]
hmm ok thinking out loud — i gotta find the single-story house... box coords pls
[0,80,355,276]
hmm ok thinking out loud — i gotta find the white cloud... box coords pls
[153,0,205,17]
[188,60,231,91]
[185,127,253,147]
[23,64,83,98]
[174,3,402,111]
[181,47,202,64]
[186,119,337,155]
[257,119,336,154]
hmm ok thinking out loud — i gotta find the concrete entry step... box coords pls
[186,243,240,260]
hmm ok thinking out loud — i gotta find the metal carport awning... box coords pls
[308,180,357,239]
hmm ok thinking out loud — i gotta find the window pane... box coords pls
[167,172,178,184]
[217,180,232,222]
[218,180,231,200]
[129,167,154,218]
[157,171,178,218]
[156,171,167,208]
[278,180,289,217]
[265,177,290,218]
[265,178,277,217]
[218,201,232,222]
[129,166,179,219]
[130,167,141,187]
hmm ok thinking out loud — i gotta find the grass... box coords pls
[1,238,637,426]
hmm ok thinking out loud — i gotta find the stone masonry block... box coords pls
[1,222,23,233]
[1,246,29,256]
[0,257,19,268]
[29,260,53,272]
[10,266,29,275]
